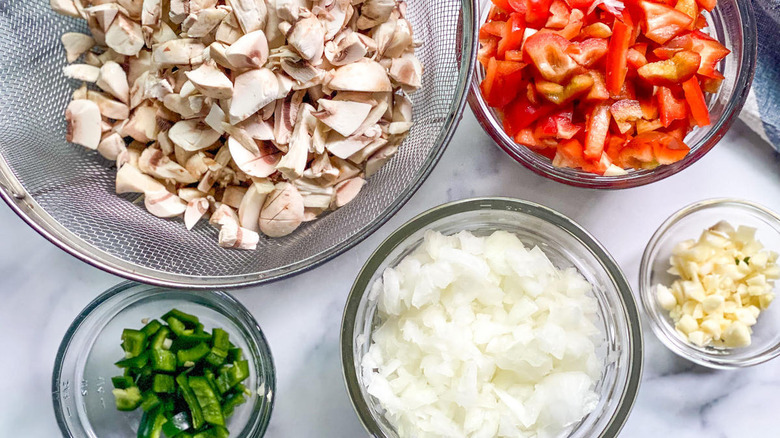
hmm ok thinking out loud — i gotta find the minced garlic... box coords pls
[656,221,779,348]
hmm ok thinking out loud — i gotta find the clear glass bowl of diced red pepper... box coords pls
[52,282,275,438]
[468,0,756,188]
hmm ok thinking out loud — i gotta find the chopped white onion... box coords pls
[362,230,603,437]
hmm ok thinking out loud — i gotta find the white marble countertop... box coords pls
[1,111,779,437]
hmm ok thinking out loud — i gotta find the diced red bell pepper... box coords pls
[584,70,610,101]
[523,32,580,83]
[502,94,556,136]
[478,38,498,68]
[675,0,698,27]
[580,22,613,38]
[566,0,596,9]
[505,50,524,62]
[627,47,648,69]
[657,85,688,127]
[557,9,585,40]
[681,76,710,126]
[481,59,527,107]
[638,0,693,44]
[619,132,688,168]
[696,0,716,12]
[498,13,527,58]
[546,0,571,28]
[480,21,507,39]
[526,0,554,28]
[653,31,730,77]
[637,50,700,85]
[566,38,608,67]
[605,135,629,164]
[584,104,611,159]
[536,73,594,105]
[636,118,665,134]
[491,0,514,13]
[610,99,643,133]
[699,74,723,93]
[605,12,633,96]
[582,152,613,175]
[535,107,582,139]
[663,119,690,140]
[553,138,587,169]
[489,5,511,21]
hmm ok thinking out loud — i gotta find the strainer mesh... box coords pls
[0,0,473,285]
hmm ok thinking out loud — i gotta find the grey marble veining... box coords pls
[1,111,779,437]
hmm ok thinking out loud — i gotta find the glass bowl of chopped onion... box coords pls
[467,0,756,189]
[341,198,643,438]
[53,282,275,437]
[640,199,780,369]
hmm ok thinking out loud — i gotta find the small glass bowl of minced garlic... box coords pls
[640,199,780,369]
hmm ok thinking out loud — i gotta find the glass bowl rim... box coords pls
[0,0,480,289]
[466,0,757,189]
[340,197,644,438]
[638,197,780,369]
[51,281,277,437]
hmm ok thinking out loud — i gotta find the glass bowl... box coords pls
[341,198,643,437]
[639,198,780,369]
[52,282,275,437]
[0,0,477,288]
[467,0,756,189]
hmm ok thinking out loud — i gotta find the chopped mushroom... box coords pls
[54,0,422,247]
[66,100,102,150]
[259,182,305,237]
[61,33,95,63]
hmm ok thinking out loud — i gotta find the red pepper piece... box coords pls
[584,104,611,160]
[681,76,710,127]
[498,13,527,58]
[523,32,580,83]
[502,94,557,136]
[638,0,693,44]
[606,12,633,96]
[566,38,608,67]
[657,85,688,127]
[546,0,571,28]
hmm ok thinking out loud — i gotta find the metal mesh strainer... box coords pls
[0,0,477,288]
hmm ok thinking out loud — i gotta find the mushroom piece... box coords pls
[365,144,398,176]
[127,49,151,86]
[178,188,207,202]
[61,33,95,63]
[141,0,162,28]
[238,180,274,232]
[117,0,144,19]
[287,11,325,64]
[239,115,275,141]
[276,104,316,179]
[152,39,206,66]
[105,14,145,57]
[222,185,248,208]
[51,0,81,18]
[184,197,210,230]
[205,42,235,70]
[316,0,352,40]
[168,119,222,151]
[225,30,270,69]
[185,61,233,99]
[97,132,128,160]
[116,163,166,193]
[280,58,322,84]
[138,147,199,184]
[273,90,305,145]
[275,0,307,22]
[389,53,423,89]
[66,100,102,150]
[227,0,268,34]
[228,136,281,178]
[85,90,130,120]
[96,61,130,104]
[324,130,376,159]
[259,182,305,237]
[210,204,239,227]
[295,179,335,209]
[332,176,366,208]
[84,4,126,33]
[324,30,367,66]
[123,103,159,143]
[383,18,413,58]
[219,221,260,250]
[63,64,101,83]
[229,68,280,124]
[215,15,243,45]
[327,60,392,92]
[144,188,188,218]
[313,99,371,137]
[357,0,395,29]
[183,8,230,38]
[204,103,227,134]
